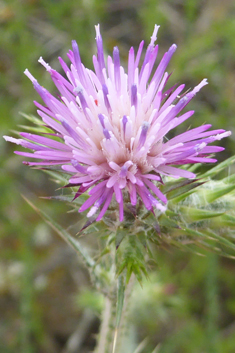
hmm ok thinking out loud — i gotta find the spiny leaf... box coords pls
[136,231,147,248]
[222,173,235,184]
[179,206,224,223]
[78,216,97,232]
[198,184,235,204]
[169,188,199,203]
[116,236,148,284]
[164,180,204,200]
[116,228,128,249]
[41,195,74,202]
[42,169,70,184]
[160,178,197,194]
[18,125,49,133]
[204,229,235,253]
[182,227,235,256]
[22,195,95,268]
[199,156,235,178]
[159,214,180,229]
[216,214,235,227]
[19,112,45,125]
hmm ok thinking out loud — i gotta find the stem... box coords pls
[95,296,116,353]
[94,275,135,353]
[112,329,118,353]
[114,275,135,353]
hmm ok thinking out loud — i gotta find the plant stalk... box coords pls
[95,295,116,353]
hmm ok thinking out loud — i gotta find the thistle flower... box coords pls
[4,25,230,221]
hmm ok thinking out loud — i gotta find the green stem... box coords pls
[95,295,116,353]
[115,275,135,353]
[94,274,135,353]
[96,274,135,353]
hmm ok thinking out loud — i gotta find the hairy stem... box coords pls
[95,295,116,353]
[115,275,135,352]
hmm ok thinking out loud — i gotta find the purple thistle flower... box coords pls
[4,25,231,221]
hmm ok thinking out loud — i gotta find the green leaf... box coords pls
[217,214,235,227]
[164,180,203,200]
[179,206,224,223]
[22,195,95,268]
[204,229,235,254]
[199,184,235,204]
[222,173,235,185]
[182,227,235,257]
[199,156,235,178]
[19,112,45,126]
[42,169,70,184]
[116,228,127,249]
[169,189,199,203]
[41,195,74,203]
[159,213,180,229]
[136,230,147,248]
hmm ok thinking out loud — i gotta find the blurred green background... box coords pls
[1,0,235,352]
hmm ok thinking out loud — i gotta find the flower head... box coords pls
[4,25,230,221]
